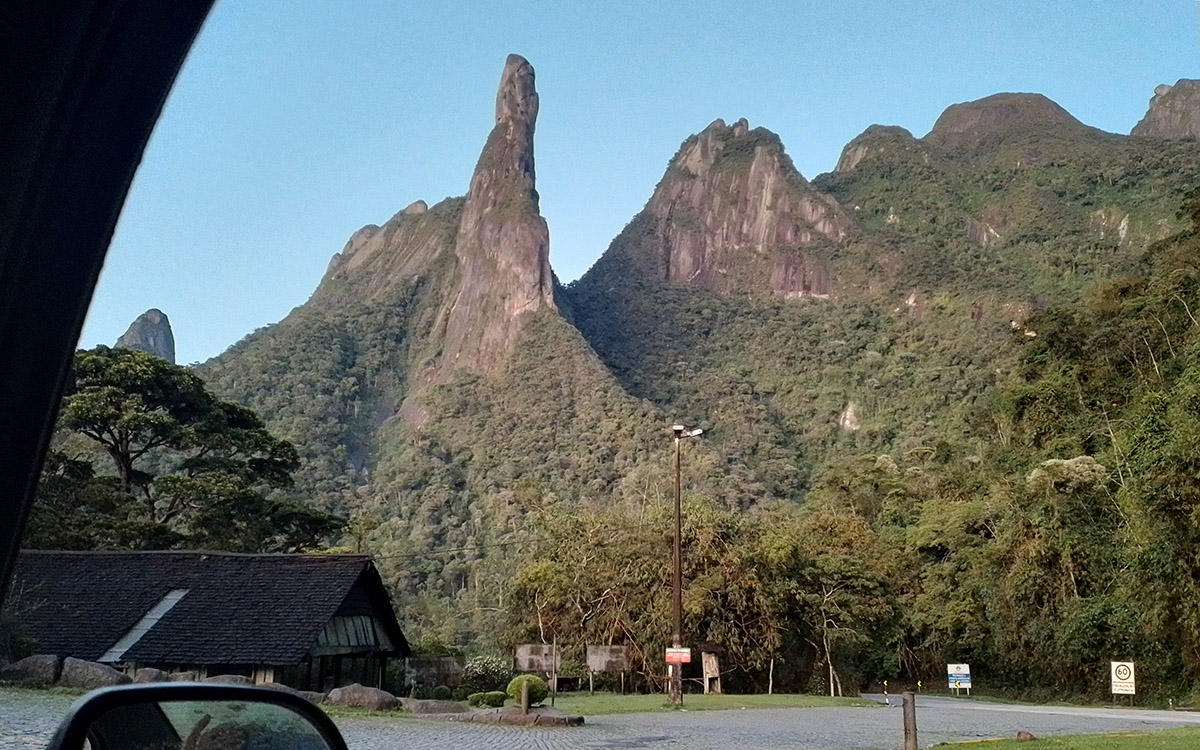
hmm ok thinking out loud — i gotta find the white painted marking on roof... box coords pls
[99,588,188,663]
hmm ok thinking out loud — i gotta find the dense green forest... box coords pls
[25,346,343,552]
[45,91,1200,700]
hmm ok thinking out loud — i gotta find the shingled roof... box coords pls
[8,551,409,665]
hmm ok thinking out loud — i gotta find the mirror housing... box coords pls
[45,682,349,750]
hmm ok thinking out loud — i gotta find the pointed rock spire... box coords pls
[115,308,176,364]
[438,54,555,373]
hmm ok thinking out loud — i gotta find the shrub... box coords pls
[462,655,515,693]
[506,674,549,705]
[431,685,452,700]
[451,686,471,701]
[468,691,507,708]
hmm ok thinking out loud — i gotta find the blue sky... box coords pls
[80,0,1199,364]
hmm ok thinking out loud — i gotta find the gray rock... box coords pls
[327,683,400,711]
[427,705,583,726]
[398,697,467,714]
[132,667,169,683]
[298,690,327,705]
[0,654,61,685]
[57,657,131,690]
[436,54,556,376]
[1132,79,1200,138]
[115,308,176,364]
[167,670,200,682]
[203,674,252,685]
[257,681,302,696]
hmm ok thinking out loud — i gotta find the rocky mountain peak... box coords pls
[437,53,555,374]
[925,93,1085,148]
[495,53,538,126]
[638,118,855,297]
[835,125,921,172]
[115,308,176,364]
[1132,79,1200,138]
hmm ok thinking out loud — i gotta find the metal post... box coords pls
[902,692,918,750]
[671,434,683,707]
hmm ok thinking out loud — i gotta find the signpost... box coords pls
[946,663,971,696]
[1111,661,1135,697]
[665,647,692,664]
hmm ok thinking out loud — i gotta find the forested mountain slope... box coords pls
[194,59,1200,675]
[567,92,1200,499]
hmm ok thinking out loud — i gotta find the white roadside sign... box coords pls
[1111,661,1135,695]
[946,663,971,690]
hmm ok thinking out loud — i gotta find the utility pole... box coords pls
[669,424,702,707]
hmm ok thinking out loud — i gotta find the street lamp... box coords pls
[669,423,702,707]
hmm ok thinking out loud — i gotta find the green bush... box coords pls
[462,655,515,693]
[506,675,549,705]
[431,685,452,700]
[468,691,507,708]
[451,686,471,701]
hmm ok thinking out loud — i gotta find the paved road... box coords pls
[337,695,1200,750]
[8,688,1200,749]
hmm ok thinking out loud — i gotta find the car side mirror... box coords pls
[45,683,349,750]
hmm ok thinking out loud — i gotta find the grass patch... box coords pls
[318,703,419,719]
[946,726,1200,749]
[549,692,879,715]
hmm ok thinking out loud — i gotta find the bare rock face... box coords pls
[1132,80,1200,138]
[925,93,1086,149]
[58,657,132,689]
[318,197,462,303]
[644,118,855,298]
[115,308,175,364]
[438,54,555,373]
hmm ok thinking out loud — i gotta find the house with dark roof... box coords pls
[7,551,410,691]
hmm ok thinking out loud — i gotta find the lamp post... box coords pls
[669,423,702,707]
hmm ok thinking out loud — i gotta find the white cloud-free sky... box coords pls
[80,0,1200,363]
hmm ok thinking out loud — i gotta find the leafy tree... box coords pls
[26,346,344,552]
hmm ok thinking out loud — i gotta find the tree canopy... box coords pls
[25,346,344,553]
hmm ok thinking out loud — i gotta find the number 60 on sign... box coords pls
[1111,661,1135,695]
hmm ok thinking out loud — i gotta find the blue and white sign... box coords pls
[947,663,972,690]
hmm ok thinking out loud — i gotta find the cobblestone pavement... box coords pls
[8,688,1200,749]
[337,696,1200,750]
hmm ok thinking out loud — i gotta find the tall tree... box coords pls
[27,346,344,552]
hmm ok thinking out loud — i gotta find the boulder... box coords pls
[0,654,62,685]
[428,705,583,726]
[257,681,302,696]
[399,697,468,714]
[327,683,400,711]
[167,670,200,682]
[203,674,252,685]
[132,667,170,683]
[298,690,327,705]
[1017,731,1037,741]
[57,657,131,689]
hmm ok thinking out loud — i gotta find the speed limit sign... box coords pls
[1111,661,1135,695]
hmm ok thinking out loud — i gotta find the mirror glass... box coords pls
[79,699,333,750]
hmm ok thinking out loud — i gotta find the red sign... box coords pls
[665,647,692,664]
